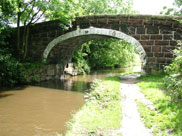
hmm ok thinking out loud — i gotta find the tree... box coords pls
[78,0,136,15]
[73,39,137,70]
[15,0,55,60]
[0,0,79,60]
[161,0,182,16]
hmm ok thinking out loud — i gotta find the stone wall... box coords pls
[13,14,182,74]
[27,64,64,82]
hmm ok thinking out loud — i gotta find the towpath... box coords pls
[119,74,153,136]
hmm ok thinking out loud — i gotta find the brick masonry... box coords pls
[20,14,182,75]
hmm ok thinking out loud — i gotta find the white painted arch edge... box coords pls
[43,27,147,66]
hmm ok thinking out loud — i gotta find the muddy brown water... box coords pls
[0,67,140,136]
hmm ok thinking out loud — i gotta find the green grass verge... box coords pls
[136,74,182,136]
[64,76,122,136]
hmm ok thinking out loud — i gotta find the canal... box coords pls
[0,67,140,136]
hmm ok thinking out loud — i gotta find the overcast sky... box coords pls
[133,0,175,15]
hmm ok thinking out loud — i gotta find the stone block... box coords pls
[143,20,153,25]
[141,35,150,40]
[132,35,140,40]
[143,46,152,52]
[147,26,159,34]
[40,32,47,37]
[164,53,173,58]
[97,18,107,24]
[146,52,154,57]
[140,40,154,46]
[40,75,46,81]
[163,34,173,40]
[128,27,135,34]
[162,46,175,52]
[147,57,156,63]
[128,19,143,25]
[151,35,162,40]
[57,30,63,36]
[120,18,128,23]
[153,20,161,25]
[47,65,55,76]
[154,53,164,57]
[46,76,52,80]
[152,46,161,52]
[170,41,177,46]
[48,31,56,37]
[157,58,166,63]
[160,29,172,34]
[155,40,169,46]
[108,19,119,24]
[174,32,182,40]
[137,27,145,34]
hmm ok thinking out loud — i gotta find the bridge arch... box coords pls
[43,27,147,70]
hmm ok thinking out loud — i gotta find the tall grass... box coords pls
[137,74,182,136]
[65,76,122,136]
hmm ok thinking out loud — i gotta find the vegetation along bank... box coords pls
[64,76,122,136]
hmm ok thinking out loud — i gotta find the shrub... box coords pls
[0,48,44,87]
[164,41,182,101]
[0,48,27,87]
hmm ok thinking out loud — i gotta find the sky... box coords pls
[133,0,175,15]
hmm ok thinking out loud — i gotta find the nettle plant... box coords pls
[164,40,182,101]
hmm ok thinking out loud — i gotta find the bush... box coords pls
[164,41,182,101]
[0,48,44,87]
[0,48,27,87]
[72,43,91,74]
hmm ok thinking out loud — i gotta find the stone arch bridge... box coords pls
[23,14,182,79]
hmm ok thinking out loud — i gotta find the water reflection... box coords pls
[34,79,90,92]
[34,67,141,92]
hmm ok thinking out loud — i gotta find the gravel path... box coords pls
[120,74,153,136]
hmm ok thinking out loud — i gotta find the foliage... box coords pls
[0,48,26,87]
[78,0,137,15]
[46,0,81,28]
[0,0,79,60]
[0,0,76,26]
[164,41,182,101]
[0,48,45,87]
[65,76,122,136]
[161,0,182,16]
[137,74,182,136]
[72,44,91,74]
[72,39,140,73]
[88,39,139,69]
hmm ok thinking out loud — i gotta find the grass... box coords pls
[136,74,182,136]
[63,76,122,136]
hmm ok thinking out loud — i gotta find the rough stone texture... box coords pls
[64,63,78,76]
[15,14,182,75]
[35,64,64,81]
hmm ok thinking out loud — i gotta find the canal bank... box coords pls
[65,76,122,136]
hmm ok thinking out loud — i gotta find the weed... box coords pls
[65,76,122,136]
[137,74,182,136]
